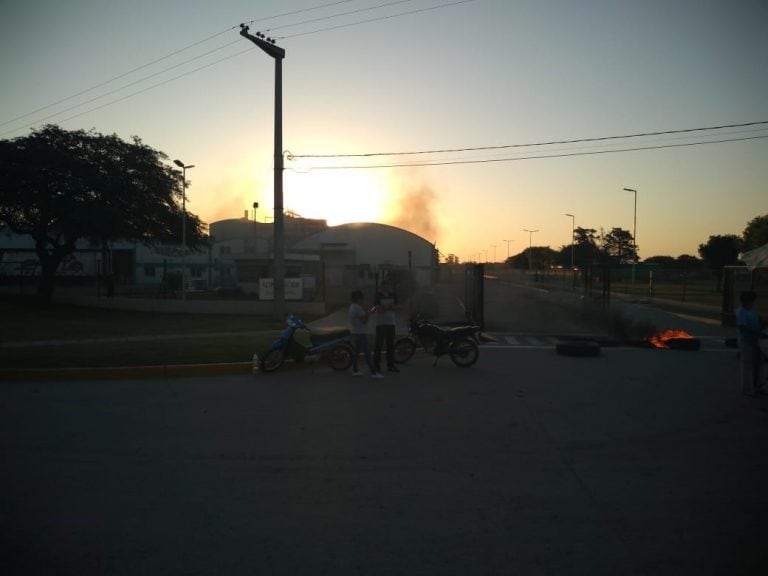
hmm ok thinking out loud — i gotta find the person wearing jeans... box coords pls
[373,281,400,373]
[348,290,382,378]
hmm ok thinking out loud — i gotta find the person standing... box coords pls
[348,290,383,378]
[373,281,400,373]
[736,290,766,396]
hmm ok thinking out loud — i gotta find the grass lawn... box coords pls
[0,297,286,369]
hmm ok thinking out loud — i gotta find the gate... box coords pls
[464,263,485,330]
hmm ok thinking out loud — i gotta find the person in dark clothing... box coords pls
[373,281,400,373]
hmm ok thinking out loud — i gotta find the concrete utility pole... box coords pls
[174,160,194,300]
[565,213,575,288]
[623,187,638,295]
[503,239,514,261]
[240,24,286,319]
[523,229,539,271]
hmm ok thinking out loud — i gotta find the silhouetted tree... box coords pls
[741,214,768,251]
[644,255,676,267]
[698,234,742,291]
[675,254,704,269]
[601,227,637,265]
[572,227,602,267]
[0,125,207,304]
[508,246,559,270]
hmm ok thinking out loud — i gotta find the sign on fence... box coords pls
[259,278,303,300]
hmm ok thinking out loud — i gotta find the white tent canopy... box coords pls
[739,243,768,271]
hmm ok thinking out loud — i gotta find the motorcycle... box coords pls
[258,315,353,373]
[394,314,481,367]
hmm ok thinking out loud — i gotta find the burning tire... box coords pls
[665,337,700,351]
[647,329,700,351]
[555,339,601,357]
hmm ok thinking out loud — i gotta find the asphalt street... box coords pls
[2,342,766,575]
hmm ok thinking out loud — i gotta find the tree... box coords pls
[698,234,742,290]
[0,125,207,303]
[445,253,460,264]
[742,214,768,251]
[644,255,676,267]
[675,254,704,269]
[508,246,559,270]
[601,227,637,265]
[571,227,601,267]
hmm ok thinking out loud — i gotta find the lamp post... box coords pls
[503,239,514,262]
[565,213,575,287]
[491,245,497,263]
[240,24,286,319]
[623,187,637,294]
[523,229,539,272]
[174,159,194,300]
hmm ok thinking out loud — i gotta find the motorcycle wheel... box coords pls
[449,338,479,368]
[394,337,416,364]
[260,349,285,372]
[328,345,353,371]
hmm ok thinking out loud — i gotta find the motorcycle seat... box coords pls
[310,329,350,345]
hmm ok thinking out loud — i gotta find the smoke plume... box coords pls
[387,183,439,242]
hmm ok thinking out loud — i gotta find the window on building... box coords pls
[144,265,156,277]
[190,267,203,278]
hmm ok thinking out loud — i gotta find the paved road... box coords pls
[2,344,766,575]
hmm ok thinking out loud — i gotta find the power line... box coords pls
[0,27,237,130]
[1,0,476,135]
[0,40,245,138]
[278,0,478,39]
[294,134,768,170]
[289,120,768,158]
[263,0,419,33]
[46,47,257,127]
[243,0,360,26]
[2,0,364,129]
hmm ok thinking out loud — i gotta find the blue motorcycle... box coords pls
[258,315,353,373]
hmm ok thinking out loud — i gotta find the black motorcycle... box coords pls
[394,314,481,367]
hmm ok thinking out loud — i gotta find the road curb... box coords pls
[0,362,253,382]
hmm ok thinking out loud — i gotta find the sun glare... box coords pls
[285,169,388,225]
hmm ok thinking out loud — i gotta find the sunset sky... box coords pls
[2,0,767,262]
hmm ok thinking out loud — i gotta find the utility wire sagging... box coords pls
[0,0,474,137]
[285,121,768,170]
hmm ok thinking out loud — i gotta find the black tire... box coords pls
[260,349,285,372]
[449,338,479,367]
[394,337,417,364]
[328,345,353,371]
[555,339,601,357]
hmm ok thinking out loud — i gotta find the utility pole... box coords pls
[623,187,638,295]
[523,229,539,271]
[240,24,286,319]
[174,160,194,300]
[503,239,514,262]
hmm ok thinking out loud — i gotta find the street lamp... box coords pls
[491,245,497,263]
[174,159,194,300]
[240,24,286,319]
[523,229,539,271]
[623,187,637,294]
[503,239,514,262]
[565,213,575,287]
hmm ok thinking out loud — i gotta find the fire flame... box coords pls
[647,329,694,349]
